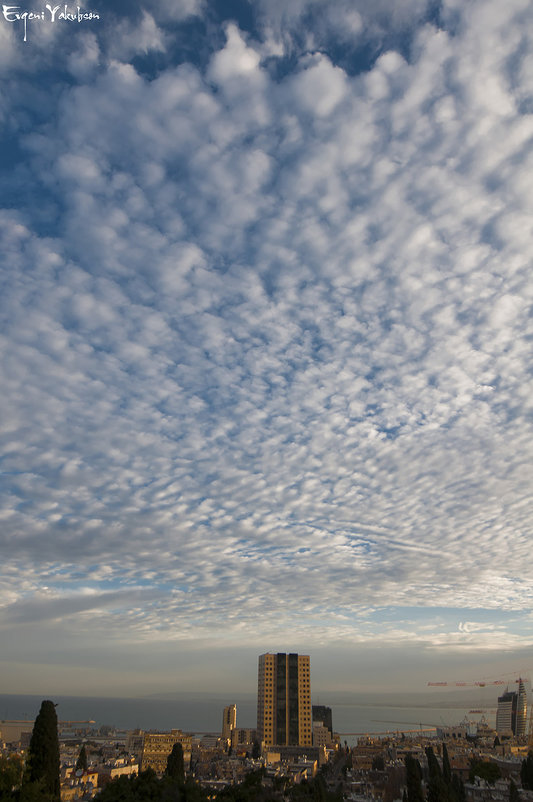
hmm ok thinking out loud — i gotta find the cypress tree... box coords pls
[452,773,466,802]
[26,700,60,800]
[426,746,441,778]
[75,745,88,773]
[426,746,448,802]
[405,754,424,802]
[442,744,452,786]
[526,752,533,789]
[165,742,184,783]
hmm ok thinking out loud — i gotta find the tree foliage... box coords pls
[521,752,533,789]
[425,746,448,802]
[286,774,341,802]
[469,760,501,785]
[451,773,465,802]
[216,769,270,802]
[165,743,185,783]
[0,754,24,796]
[96,767,342,802]
[404,754,424,802]
[26,701,60,801]
[95,768,209,802]
[442,744,451,786]
[75,745,88,773]
[510,779,520,802]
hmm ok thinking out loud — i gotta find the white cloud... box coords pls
[1,0,533,691]
[288,55,348,117]
[208,24,261,82]
[67,32,100,80]
[107,11,166,60]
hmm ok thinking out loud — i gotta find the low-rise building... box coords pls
[60,770,99,801]
[141,729,192,774]
[231,728,256,749]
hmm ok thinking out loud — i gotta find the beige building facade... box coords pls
[221,704,237,741]
[141,729,192,774]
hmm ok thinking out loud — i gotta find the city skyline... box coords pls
[1,0,533,697]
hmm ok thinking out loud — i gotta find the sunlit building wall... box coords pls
[221,704,237,741]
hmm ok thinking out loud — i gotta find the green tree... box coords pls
[469,760,501,785]
[95,768,184,802]
[19,779,57,802]
[251,741,260,760]
[521,752,533,789]
[26,700,60,801]
[165,742,185,783]
[181,777,210,802]
[404,755,424,802]
[442,744,452,786]
[451,773,466,802]
[0,754,24,796]
[75,745,88,773]
[426,746,449,802]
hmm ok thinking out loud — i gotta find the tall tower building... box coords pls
[496,689,517,735]
[221,704,237,741]
[257,653,312,747]
[517,678,527,737]
[496,679,527,737]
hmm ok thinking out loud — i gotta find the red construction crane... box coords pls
[428,680,507,687]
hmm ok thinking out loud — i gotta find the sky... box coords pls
[1,0,533,701]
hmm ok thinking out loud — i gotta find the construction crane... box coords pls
[428,680,507,687]
[428,672,532,688]
[338,729,436,736]
[430,674,533,744]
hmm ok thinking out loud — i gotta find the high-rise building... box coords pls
[257,653,312,747]
[517,679,527,737]
[496,680,527,737]
[312,705,333,735]
[222,704,237,741]
[496,689,517,735]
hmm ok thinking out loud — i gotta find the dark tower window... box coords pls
[276,653,286,745]
[288,653,299,744]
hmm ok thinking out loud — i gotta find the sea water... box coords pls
[0,692,495,745]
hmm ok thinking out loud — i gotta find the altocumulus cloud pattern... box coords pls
[1,0,533,689]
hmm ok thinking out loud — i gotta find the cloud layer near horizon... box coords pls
[1,0,533,688]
